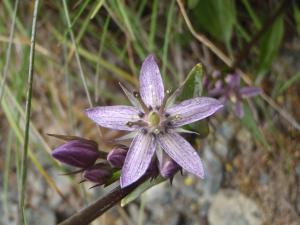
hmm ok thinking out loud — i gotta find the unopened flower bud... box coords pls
[52,139,100,168]
[107,146,128,168]
[83,163,112,184]
[159,153,180,178]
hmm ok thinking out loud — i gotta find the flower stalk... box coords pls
[58,175,150,225]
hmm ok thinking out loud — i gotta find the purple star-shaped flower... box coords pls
[86,55,223,188]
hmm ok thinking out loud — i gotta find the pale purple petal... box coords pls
[225,73,240,88]
[139,55,164,108]
[235,100,244,118]
[120,131,156,187]
[166,97,223,127]
[86,106,140,131]
[240,87,261,98]
[157,132,204,178]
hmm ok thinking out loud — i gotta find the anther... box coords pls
[148,106,153,111]
[133,91,140,98]
[175,115,181,120]
[153,128,160,135]
[142,128,148,134]
[138,112,145,118]
[133,91,149,113]
[159,89,172,114]
[127,122,133,127]
[165,113,170,118]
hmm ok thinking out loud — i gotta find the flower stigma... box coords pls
[148,111,160,126]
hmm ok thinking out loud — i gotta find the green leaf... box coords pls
[241,103,269,149]
[293,4,300,35]
[258,16,284,74]
[176,63,204,102]
[172,63,209,138]
[189,0,236,45]
[121,176,165,207]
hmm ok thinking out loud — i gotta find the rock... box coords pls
[201,146,223,195]
[27,206,56,225]
[208,190,264,225]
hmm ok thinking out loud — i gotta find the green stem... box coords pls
[58,175,149,225]
[19,0,40,224]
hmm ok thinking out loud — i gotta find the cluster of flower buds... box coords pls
[51,136,128,186]
[51,136,179,186]
[204,70,261,118]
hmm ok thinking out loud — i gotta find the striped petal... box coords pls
[139,55,164,108]
[240,87,261,98]
[120,131,157,187]
[157,132,204,178]
[166,97,223,127]
[86,106,140,131]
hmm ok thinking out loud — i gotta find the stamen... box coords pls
[133,91,149,113]
[141,128,148,134]
[161,114,181,127]
[126,120,148,128]
[159,89,172,114]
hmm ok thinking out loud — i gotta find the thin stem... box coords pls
[58,176,149,225]
[0,0,20,103]
[62,0,103,137]
[19,0,40,224]
[62,0,93,107]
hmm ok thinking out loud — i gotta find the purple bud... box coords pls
[52,139,100,168]
[159,153,180,178]
[83,163,112,184]
[107,146,128,168]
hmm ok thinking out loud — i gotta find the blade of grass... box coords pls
[0,0,20,102]
[72,0,92,26]
[51,26,138,85]
[276,71,300,96]
[148,0,158,52]
[95,16,110,101]
[62,0,93,107]
[90,0,105,19]
[162,0,175,78]
[241,0,262,29]
[116,0,136,41]
[19,0,40,223]
[2,131,13,220]
[137,0,147,18]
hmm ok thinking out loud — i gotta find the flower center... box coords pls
[148,111,160,126]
